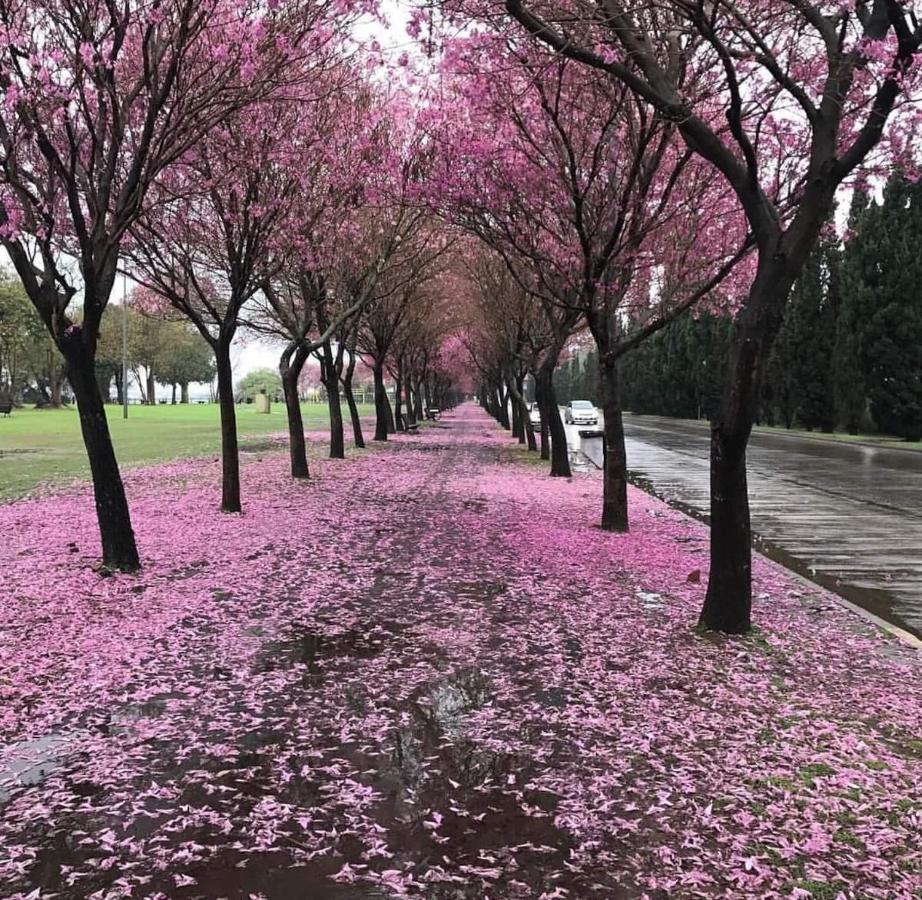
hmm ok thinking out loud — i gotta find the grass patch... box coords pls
[792,879,850,899]
[754,423,922,452]
[798,762,836,788]
[0,402,372,501]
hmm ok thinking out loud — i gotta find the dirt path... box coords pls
[1,405,920,899]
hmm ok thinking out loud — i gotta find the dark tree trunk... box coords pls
[181,383,190,404]
[393,360,405,432]
[66,357,140,571]
[698,420,753,633]
[281,345,310,479]
[413,383,424,422]
[699,262,797,634]
[384,388,396,434]
[510,377,524,443]
[320,342,345,459]
[535,365,570,476]
[342,359,365,449]
[404,374,416,427]
[327,383,345,458]
[114,370,124,406]
[495,386,511,429]
[518,374,537,452]
[146,369,156,406]
[524,408,538,452]
[96,370,112,402]
[507,373,534,451]
[215,344,241,513]
[599,358,629,532]
[373,363,389,441]
[171,383,177,404]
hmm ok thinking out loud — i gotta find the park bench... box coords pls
[0,401,12,417]
[426,407,441,421]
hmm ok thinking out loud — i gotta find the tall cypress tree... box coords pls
[835,190,872,434]
[793,233,838,432]
[852,176,922,440]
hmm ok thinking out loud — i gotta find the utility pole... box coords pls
[122,272,129,420]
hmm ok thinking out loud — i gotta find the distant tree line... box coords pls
[0,273,215,407]
[614,176,922,442]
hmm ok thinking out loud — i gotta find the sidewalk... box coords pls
[0,404,920,898]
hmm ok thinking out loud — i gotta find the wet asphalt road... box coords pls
[563,413,922,638]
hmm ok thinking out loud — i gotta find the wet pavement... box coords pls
[567,413,922,639]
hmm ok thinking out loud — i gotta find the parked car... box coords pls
[564,400,598,425]
[527,401,541,426]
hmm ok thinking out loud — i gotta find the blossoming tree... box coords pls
[0,0,320,567]
[492,0,922,630]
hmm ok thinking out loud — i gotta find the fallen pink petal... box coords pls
[0,408,919,898]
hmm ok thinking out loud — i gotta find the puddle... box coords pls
[256,622,394,675]
[0,733,71,803]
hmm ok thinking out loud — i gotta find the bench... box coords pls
[426,407,441,421]
[0,401,12,417]
[405,423,420,435]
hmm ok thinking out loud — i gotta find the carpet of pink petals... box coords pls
[0,404,920,899]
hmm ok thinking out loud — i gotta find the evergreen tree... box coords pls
[835,190,872,434]
[792,235,837,432]
[851,176,922,440]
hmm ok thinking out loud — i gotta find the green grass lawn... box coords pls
[754,423,922,452]
[0,402,371,501]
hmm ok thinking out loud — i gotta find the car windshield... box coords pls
[572,402,593,410]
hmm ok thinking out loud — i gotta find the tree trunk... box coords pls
[393,361,405,432]
[404,374,417,427]
[535,365,570,476]
[599,358,629,532]
[524,408,538,452]
[510,376,524,443]
[281,345,310,479]
[507,373,536,452]
[181,382,190,404]
[384,387,396,433]
[342,358,365,449]
[413,383,424,422]
[146,369,156,406]
[321,342,345,460]
[66,358,140,571]
[96,369,112,402]
[327,382,345,458]
[215,344,241,513]
[373,363,389,441]
[171,383,177,404]
[114,370,124,406]
[495,386,511,429]
[699,263,796,634]
[51,374,64,407]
